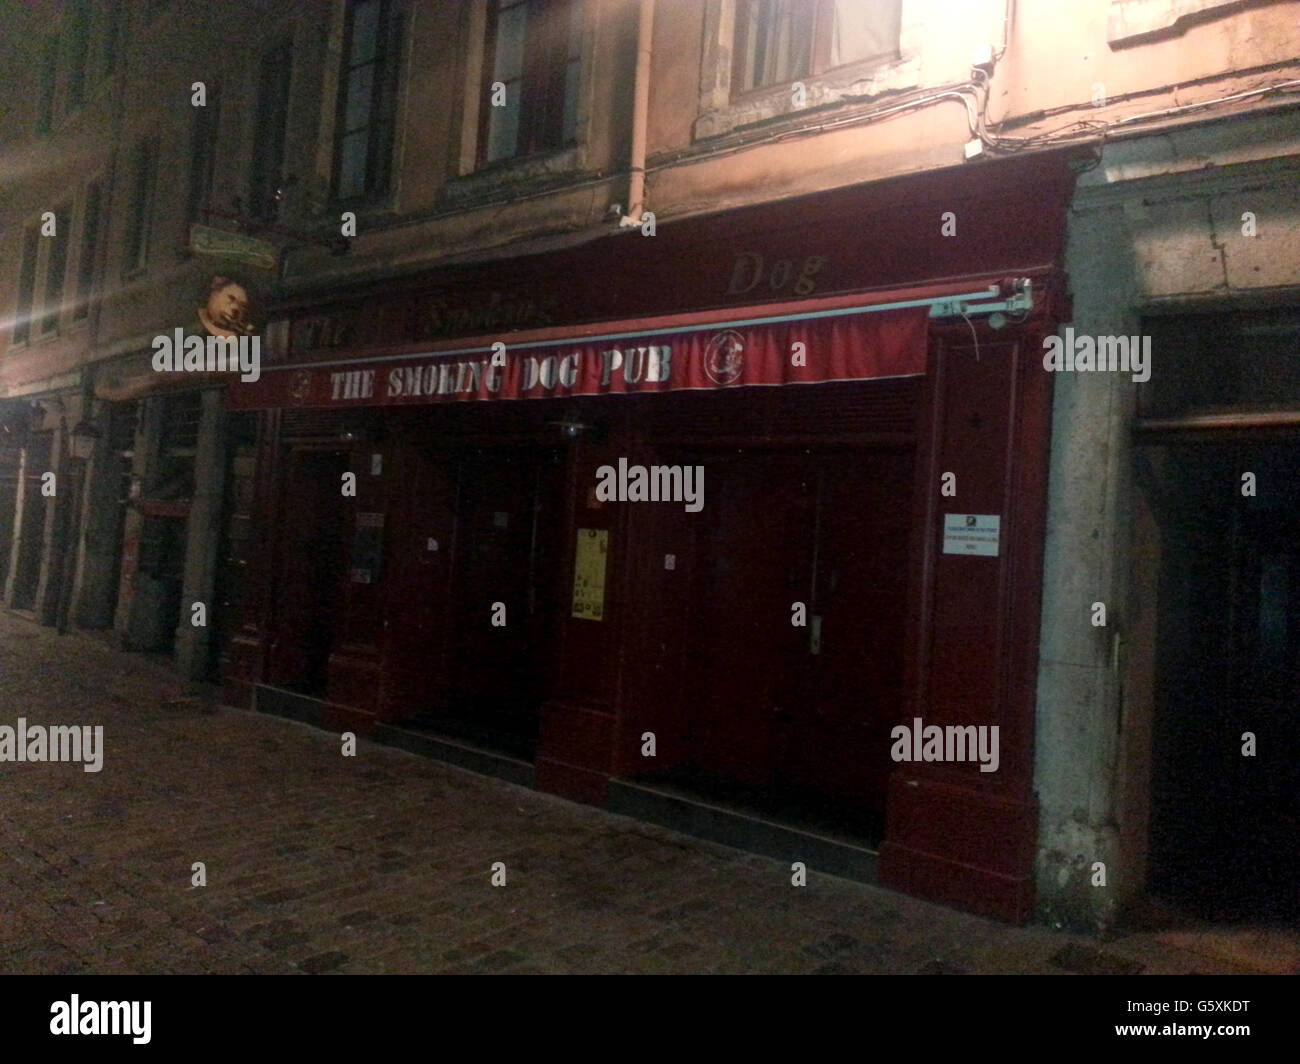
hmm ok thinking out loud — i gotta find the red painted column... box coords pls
[881,319,1056,923]
[535,416,628,805]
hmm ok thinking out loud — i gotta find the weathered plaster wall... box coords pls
[1036,110,1300,929]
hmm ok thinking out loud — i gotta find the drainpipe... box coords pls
[619,0,654,228]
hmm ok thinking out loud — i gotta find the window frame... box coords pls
[36,36,58,135]
[66,0,91,110]
[12,224,42,346]
[185,82,221,231]
[74,181,104,322]
[123,136,159,277]
[477,0,582,167]
[1136,308,1300,421]
[100,5,123,81]
[696,0,918,141]
[1108,0,1248,45]
[730,0,902,98]
[38,202,74,337]
[330,0,404,205]
[249,38,294,223]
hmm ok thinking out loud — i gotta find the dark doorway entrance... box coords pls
[9,431,53,612]
[425,445,566,758]
[1141,439,1300,923]
[0,439,20,594]
[681,445,913,843]
[51,459,87,633]
[210,413,258,680]
[132,514,186,652]
[267,447,351,695]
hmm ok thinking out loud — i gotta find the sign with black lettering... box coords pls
[571,528,608,621]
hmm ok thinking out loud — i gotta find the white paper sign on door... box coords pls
[943,513,1001,556]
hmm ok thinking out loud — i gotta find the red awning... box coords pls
[224,276,1018,411]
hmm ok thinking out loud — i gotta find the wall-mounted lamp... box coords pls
[548,417,606,443]
[68,417,103,462]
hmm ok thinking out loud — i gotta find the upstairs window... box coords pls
[123,136,158,275]
[39,204,73,335]
[36,36,58,134]
[249,40,293,223]
[481,0,581,164]
[101,6,122,79]
[12,225,41,345]
[733,0,901,93]
[66,0,90,109]
[74,181,103,321]
[186,82,221,226]
[333,0,403,202]
[1138,310,1300,419]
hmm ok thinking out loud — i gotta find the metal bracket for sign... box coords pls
[927,278,1033,319]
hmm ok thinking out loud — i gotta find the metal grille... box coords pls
[160,392,202,451]
[280,407,367,440]
[108,401,139,453]
[637,377,922,440]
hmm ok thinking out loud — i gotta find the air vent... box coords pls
[637,378,921,440]
[281,408,366,440]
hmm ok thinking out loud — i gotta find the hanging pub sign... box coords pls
[225,305,929,410]
[189,224,278,271]
[97,274,265,402]
[198,274,259,339]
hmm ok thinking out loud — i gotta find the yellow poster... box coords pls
[572,528,609,620]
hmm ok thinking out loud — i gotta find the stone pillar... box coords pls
[31,406,67,626]
[1034,200,1138,931]
[2,443,30,608]
[174,388,228,680]
[73,398,128,629]
[115,396,162,646]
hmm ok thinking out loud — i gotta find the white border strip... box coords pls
[261,286,1003,373]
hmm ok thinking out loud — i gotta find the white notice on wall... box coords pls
[943,514,1001,556]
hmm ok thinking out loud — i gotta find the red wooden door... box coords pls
[377,444,459,719]
[774,449,913,817]
[266,448,351,692]
[447,446,565,741]
[690,452,814,787]
[686,447,912,818]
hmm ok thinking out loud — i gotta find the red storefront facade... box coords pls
[223,151,1078,923]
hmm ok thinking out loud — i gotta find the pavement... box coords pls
[0,610,1294,975]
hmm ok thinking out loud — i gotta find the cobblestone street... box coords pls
[0,612,1293,976]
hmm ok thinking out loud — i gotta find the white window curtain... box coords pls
[829,0,897,68]
[745,0,812,89]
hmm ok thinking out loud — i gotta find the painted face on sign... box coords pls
[200,281,251,337]
[703,330,745,385]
